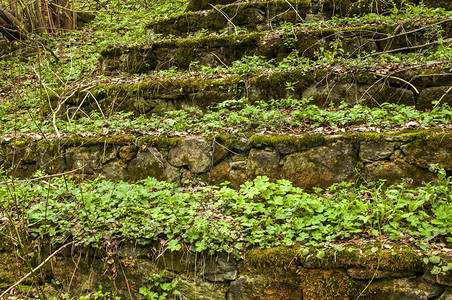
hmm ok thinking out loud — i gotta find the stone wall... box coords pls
[0,242,451,299]
[1,130,451,190]
[185,0,451,13]
[100,20,452,73]
[44,68,452,122]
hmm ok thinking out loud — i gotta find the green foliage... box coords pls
[428,37,452,63]
[53,285,121,300]
[2,96,450,136]
[1,169,451,255]
[280,21,298,49]
[139,271,180,300]
[315,35,344,64]
[230,55,275,75]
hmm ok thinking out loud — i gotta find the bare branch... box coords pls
[433,86,452,109]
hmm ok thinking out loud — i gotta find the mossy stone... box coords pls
[208,160,247,188]
[281,141,356,190]
[359,141,395,162]
[176,276,228,300]
[365,159,437,186]
[401,133,452,170]
[229,275,303,300]
[246,148,281,180]
[0,252,29,284]
[66,146,101,174]
[417,86,452,110]
[167,137,213,174]
[128,148,180,182]
[186,0,235,11]
[363,277,444,299]
[299,268,363,299]
[204,253,238,282]
[101,160,129,181]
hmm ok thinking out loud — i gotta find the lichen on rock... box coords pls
[282,141,356,190]
[128,148,180,182]
[168,137,213,174]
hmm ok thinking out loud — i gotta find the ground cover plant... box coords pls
[1,168,451,256]
[2,97,451,137]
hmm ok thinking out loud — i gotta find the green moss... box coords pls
[62,136,103,147]
[135,136,182,148]
[250,133,326,149]
[344,131,386,143]
[255,69,310,90]
[9,139,34,147]
[245,244,426,300]
[105,135,137,145]
[211,74,242,86]
[298,268,362,299]
[393,128,444,143]
[247,244,423,273]
[342,129,445,144]
[246,246,301,269]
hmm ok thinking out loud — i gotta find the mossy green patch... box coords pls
[246,246,301,269]
[247,244,423,272]
[250,134,327,149]
[137,136,183,148]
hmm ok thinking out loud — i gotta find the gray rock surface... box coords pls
[347,267,416,280]
[128,148,180,182]
[246,148,280,179]
[438,288,452,300]
[402,140,452,171]
[176,277,228,300]
[66,146,100,174]
[359,141,395,162]
[367,278,444,299]
[168,137,212,173]
[417,86,452,110]
[282,142,356,190]
[101,160,129,181]
[365,159,436,186]
[205,254,237,282]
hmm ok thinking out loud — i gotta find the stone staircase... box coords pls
[26,0,452,190]
[2,0,452,299]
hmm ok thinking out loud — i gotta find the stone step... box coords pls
[43,66,452,117]
[1,242,450,299]
[101,17,452,74]
[2,129,451,191]
[147,0,403,39]
[186,0,452,12]
[148,0,306,39]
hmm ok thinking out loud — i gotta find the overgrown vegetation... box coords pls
[3,97,451,137]
[1,169,451,255]
[1,0,452,298]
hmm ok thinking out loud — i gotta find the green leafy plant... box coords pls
[1,167,451,256]
[280,21,298,49]
[139,271,181,300]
